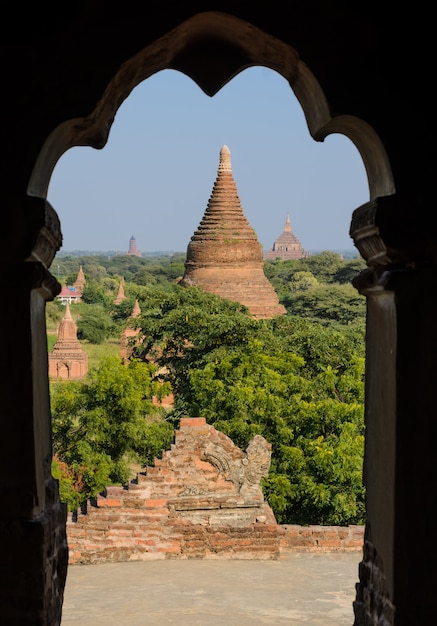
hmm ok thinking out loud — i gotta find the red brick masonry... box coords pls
[67,418,364,564]
[278,524,364,553]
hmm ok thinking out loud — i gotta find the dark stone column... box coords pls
[350,198,437,625]
[0,199,68,625]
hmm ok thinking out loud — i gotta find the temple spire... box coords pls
[63,302,73,322]
[73,265,86,294]
[131,299,141,317]
[114,281,126,304]
[218,145,232,173]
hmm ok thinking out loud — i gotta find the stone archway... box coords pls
[29,12,392,210]
[24,10,398,625]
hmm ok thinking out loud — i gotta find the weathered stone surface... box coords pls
[179,146,286,319]
[67,418,364,564]
[67,417,280,562]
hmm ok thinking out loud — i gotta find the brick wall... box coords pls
[66,418,364,564]
[278,524,364,553]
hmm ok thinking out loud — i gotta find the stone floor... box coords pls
[61,551,360,625]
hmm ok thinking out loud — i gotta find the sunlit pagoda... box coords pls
[179,145,286,319]
[263,213,310,260]
[48,303,88,380]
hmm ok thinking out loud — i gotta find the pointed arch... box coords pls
[28,11,393,205]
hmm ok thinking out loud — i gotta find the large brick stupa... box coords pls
[179,145,286,320]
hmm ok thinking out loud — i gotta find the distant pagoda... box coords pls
[179,145,286,320]
[114,280,127,304]
[127,235,141,257]
[263,213,310,260]
[48,303,88,380]
[73,265,86,293]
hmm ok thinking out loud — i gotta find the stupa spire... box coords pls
[73,265,86,294]
[63,302,73,322]
[114,281,126,304]
[120,300,142,362]
[284,214,292,232]
[218,145,232,173]
[131,299,141,318]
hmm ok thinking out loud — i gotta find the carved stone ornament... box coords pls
[349,200,391,266]
[203,434,272,492]
[241,435,272,485]
[30,200,62,268]
[203,443,240,485]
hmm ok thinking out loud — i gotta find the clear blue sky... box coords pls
[47,67,369,255]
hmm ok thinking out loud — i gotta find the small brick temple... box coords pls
[48,302,88,380]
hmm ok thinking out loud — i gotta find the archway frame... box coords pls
[28,11,394,206]
[26,9,399,619]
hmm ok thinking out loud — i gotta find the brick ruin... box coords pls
[67,417,279,562]
[67,417,363,564]
[179,145,286,320]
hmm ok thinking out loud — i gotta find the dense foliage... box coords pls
[50,357,174,511]
[53,252,185,286]
[76,305,113,344]
[49,251,366,524]
[131,284,365,524]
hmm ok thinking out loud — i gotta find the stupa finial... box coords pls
[218,145,232,173]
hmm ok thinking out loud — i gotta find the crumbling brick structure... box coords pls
[67,417,280,563]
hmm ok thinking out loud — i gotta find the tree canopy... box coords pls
[51,356,174,511]
[49,252,366,524]
[131,283,365,524]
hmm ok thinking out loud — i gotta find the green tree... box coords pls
[76,305,113,343]
[282,283,366,328]
[132,284,365,525]
[177,335,365,524]
[81,280,113,307]
[333,256,366,284]
[288,270,319,292]
[82,263,107,282]
[297,251,345,283]
[130,268,158,286]
[46,300,64,329]
[51,356,174,510]
[263,252,365,295]
[269,315,365,377]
